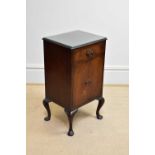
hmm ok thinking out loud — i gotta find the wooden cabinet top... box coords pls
[43,30,107,50]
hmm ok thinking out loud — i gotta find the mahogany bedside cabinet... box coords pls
[42,30,107,136]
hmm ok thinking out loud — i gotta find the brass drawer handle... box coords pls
[86,49,94,58]
[84,80,92,86]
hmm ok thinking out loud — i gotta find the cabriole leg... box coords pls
[43,98,51,121]
[65,109,78,136]
[96,97,105,119]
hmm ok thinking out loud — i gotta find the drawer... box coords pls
[72,42,105,63]
[71,51,105,108]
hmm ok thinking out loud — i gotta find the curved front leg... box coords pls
[65,109,78,136]
[96,97,105,119]
[43,98,51,121]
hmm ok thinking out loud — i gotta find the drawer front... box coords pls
[72,42,105,63]
[71,42,105,108]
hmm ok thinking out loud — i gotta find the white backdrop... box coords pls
[26,0,129,84]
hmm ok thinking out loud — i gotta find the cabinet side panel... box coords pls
[43,41,71,109]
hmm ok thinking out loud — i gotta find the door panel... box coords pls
[72,53,104,108]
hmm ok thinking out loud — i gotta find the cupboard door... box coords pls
[72,44,105,108]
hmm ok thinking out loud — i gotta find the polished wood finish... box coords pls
[72,42,105,108]
[44,41,72,109]
[42,31,107,136]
